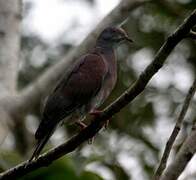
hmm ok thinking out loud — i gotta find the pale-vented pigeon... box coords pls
[30,27,133,161]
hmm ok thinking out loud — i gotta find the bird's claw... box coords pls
[90,110,110,129]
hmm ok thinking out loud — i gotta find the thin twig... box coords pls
[154,77,196,180]
[0,8,195,180]
[160,124,196,180]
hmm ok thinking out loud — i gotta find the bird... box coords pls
[29,27,133,161]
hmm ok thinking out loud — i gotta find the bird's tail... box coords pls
[29,129,53,162]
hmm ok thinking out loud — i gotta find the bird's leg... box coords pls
[90,110,110,129]
[75,121,94,144]
[89,109,102,116]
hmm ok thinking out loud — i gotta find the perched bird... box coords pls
[30,27,133,161]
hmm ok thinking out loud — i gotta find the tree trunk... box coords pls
[0,0,21,97]
[0,0,29,154]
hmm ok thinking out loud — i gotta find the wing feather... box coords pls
[35,53,108,140]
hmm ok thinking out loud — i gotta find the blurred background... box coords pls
[0,0,196,179]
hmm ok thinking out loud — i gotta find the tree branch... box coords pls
[154,77,196,180]
[160,124,196,180]
[0,8,195,180]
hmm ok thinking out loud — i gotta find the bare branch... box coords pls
[0,8,195,180]
[154,77,196,180]
[160,124,196,180]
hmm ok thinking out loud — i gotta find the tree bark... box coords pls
[0,0,21,97]
[0,0,29,154]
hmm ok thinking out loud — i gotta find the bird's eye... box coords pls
[102,32,113,40]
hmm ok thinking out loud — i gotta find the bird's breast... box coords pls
[103,51,117,94]
[93,49,117,107]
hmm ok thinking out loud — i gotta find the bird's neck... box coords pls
[95,39,114,50]
[94,44,117,95]
[94,45,115,60]
[93,45,116,76]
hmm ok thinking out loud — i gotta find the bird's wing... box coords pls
[35,53,108,140]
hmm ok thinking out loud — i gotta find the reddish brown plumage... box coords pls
[30,27,132,161]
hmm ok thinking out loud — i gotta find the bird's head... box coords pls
[96,27,133,48]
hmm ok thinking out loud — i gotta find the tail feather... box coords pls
[29,129,54,162]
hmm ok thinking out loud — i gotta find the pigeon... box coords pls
[30,27,133,161]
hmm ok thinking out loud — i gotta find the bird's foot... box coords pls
[89,109,102,117]
[75,121,93,143]
[90,110,110,129]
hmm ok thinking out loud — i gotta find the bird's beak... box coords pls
[125,36,133,43]
[116,36,133,44]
